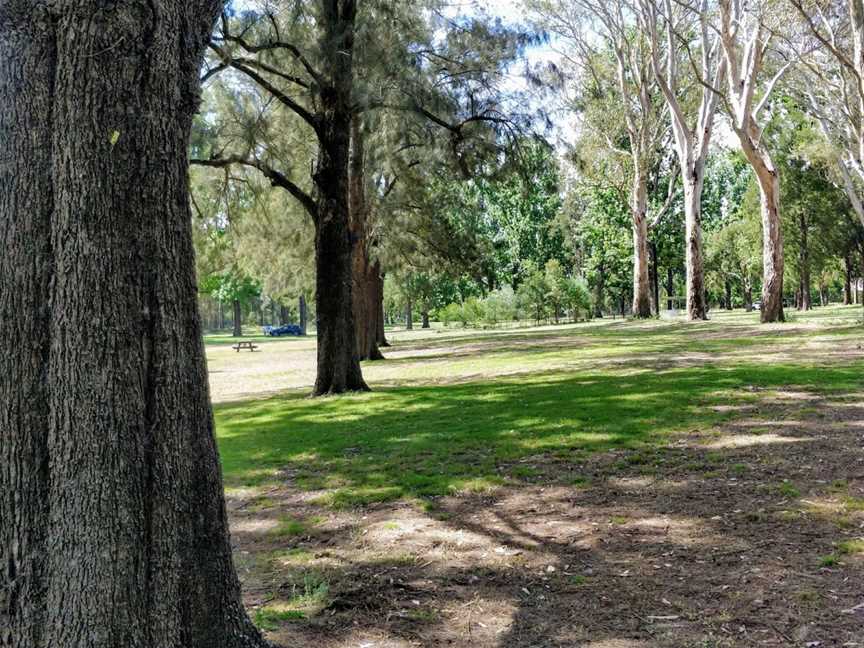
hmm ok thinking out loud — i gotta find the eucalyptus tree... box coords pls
[527,0,671,317]
[711,0,796,322]
[0,2,269,646]
[639,0,727,320]
[790,0,864,230]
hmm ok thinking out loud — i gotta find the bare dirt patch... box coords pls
[228,393,864,647]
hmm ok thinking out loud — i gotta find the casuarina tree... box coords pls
[0,2,269,647]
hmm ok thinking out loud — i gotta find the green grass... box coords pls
[213,310,864,508]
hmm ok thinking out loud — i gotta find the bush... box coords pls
[482,287,517,325]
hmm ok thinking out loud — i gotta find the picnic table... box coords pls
[232,340,259,353]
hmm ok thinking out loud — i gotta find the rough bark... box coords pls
[683,177,709,319]
[632,169,653,318]
[0,7,53,646]
[756,171,785,322]
[232,299,242,337]
[1,3,268,647]
[312,0,367,395]
[349,116,384,362]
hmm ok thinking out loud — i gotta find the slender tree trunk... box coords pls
[280,304,289,326]
[595,263,606,318]
[750,170,785,322]
[631,169,652,318]
[349,116,383,362]
[743,276,754,312]
[666,267,675,311]
[724,278,733,310]
[299,294,308,336]
[376,272,390,347]
[684,175,709,320]
[799,214,812,311]
[649,240,660,316]
[0,3,269,647]
[844,255,853,305]
[405,302,414,330]
[232,299,242,337]
[312,0,367,395]
[422,311,431,329]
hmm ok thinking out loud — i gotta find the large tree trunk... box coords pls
[631,169,653,318]
[0,3,268,647]
[312,0,367,395]
[232,299,242,337]
[683,175,709,320]
[349,116,384,362]
[405,302,414,330]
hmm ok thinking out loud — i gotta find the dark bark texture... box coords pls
[349,117,384,362]
[0,3,268,647]
[233,299,243,337]
[312,0,367,395]
[299,294,308,336]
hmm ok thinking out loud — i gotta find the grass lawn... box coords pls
[209,306,864,647]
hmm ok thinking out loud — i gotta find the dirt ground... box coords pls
[219,315,864,647]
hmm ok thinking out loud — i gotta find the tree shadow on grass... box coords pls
[215,361,864,506]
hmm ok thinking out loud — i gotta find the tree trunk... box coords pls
[349,116,384,362]
[724,278,733,310]
[299,294,308,336]
[799,214,812,311]
[405,302,414,330]
[649,240,660,316]
[743,277,754,312]
[422,311,431,329]
[232,299,242,337]
[844,255,853,305]
[0,4,268,647]
[595,263,606,318]
[683,175,709,320]
[739,139,785,322]
[312,1,367,395]
[280,304,289,326]
[376,272,390,347]
[666,267,675,311]
[631,169,652,318]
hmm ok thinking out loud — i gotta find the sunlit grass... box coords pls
[214,307,863,507]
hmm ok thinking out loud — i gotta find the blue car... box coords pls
[263,324,303,337]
